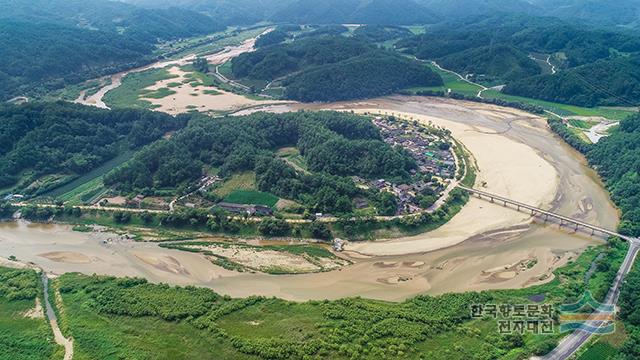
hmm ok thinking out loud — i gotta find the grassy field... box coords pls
[276,147,309,173]
[224,189,279,207]
[140,87,176,99]
[214,171,256,197]
[0,267,62,360]
[42,237,626,360]
[482,90,634,120]
[103,68,178,109]
[406,63,483,97]
[43,149,134,203]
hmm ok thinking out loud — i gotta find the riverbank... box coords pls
[0,96,619,301]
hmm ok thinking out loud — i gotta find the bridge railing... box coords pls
[457,185,632,241]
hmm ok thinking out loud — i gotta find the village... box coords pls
[352,116,457,216]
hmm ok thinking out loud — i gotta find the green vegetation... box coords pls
[0,267,61,359]
[231,36,442,101]
[588,113,640,236]
[224,190,279,208]
[159,240,339,274]
[0,102,184,196]
[103,68,179,109]
[140,87,176,99]
[104,111,417,215]
[399,15,640,107]
[42,236,623,360]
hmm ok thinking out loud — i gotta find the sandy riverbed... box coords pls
[0,96,620,301]
[141,65,288,114]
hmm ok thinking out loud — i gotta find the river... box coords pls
[0,95,619,301]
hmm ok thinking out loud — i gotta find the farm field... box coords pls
[224,190,279,208]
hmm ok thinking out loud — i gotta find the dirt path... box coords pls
[41,272,73,360]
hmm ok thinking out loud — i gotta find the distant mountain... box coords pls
[272,0,437,25]
[530,0,640,28]
[0,0,223,42]
[418,0,540,18]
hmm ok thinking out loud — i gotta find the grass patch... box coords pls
[103,68,178,109]
[140,87,176,99]
[578,342,619,360]
[568,119,598,129]
[203,89,222,95]
[214,171,256,197]
[0,267,62,360]
[224,190,279,208]
[483,90,634,120]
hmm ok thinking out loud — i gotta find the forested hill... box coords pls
[588,113,640,236]
[398,16,640,106]
[503,56,640,107]
[0,0,223,43]
[105,111,417,214]
[0,0,224,101]
[0,102,185,195]
[438,45,540,83]
[231,36,443,102]
[0,20,152,101]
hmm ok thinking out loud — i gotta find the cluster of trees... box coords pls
[0,267,39,301]
[283,51,443,102]
[255,28,292,48]
[232,37,371,80]
[438,45,541,83]
[504,56,640,107]
[105,111,416,215]
[0,20,153,100]
[547,118,592,154]
[587,113,640,236]
[618,264,640,359]
[59,271,531,360]
[231,36,442,102]
[0,0,224,101]
[398,15,640,106]
[353,25,414,43]
[0,102,185,192]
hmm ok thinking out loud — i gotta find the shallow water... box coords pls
[0,96,619,301]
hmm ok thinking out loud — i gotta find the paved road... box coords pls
[536,240,640,360]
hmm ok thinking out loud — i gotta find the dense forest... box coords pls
[0,0,224,101]
[0,102,185,194]
[104,111,416,214]
[504,56,640,107]
[353,25,414,43]
[231,36,442,102]
[438,45,541,83]
[588,113,640,236]
[0,20,152,100]
[398,16,640,106]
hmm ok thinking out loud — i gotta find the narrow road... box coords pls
[42,272,73,360]
[537,241,640,360]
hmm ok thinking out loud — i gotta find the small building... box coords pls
[333,238,345,252]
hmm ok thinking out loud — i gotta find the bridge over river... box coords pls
[457,185,640,360]
[457,185,635,242]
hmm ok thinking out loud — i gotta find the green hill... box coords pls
[439,45,541,83]
[231,36,442,101]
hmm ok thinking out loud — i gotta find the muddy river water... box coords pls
[0,95,619,301]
